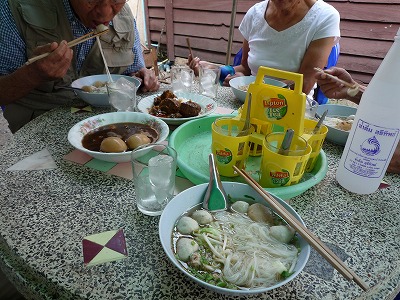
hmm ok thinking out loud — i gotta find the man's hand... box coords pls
[134,68,159,92]
[30,41,73,82]
[0,41,73,104]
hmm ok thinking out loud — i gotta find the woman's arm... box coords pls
[298,37,336,95]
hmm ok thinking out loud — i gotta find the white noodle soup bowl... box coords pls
[159,182,311,296]
[230,75,287,103]
[71,74,141,107]
[316,104,357,146]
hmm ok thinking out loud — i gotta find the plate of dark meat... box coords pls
[137,90,217,125]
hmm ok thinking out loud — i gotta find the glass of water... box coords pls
[171,66,193,93]
[107,77,137,112]
[199,64,221,98]
[131,143,177,216]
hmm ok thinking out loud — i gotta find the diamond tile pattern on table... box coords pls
[82,229,128,266]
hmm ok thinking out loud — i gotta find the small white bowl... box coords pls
[159,182,310,296]
[230,75,287,103]
[71,74,141,107]
[68,112,169,163]
[317,104,357,146]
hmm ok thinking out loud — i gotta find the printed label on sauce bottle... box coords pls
[342,119,399,178]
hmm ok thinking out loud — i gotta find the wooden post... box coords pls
[165,0,175,62]
[226,0,238,65]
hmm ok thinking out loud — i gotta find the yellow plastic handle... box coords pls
[254,66,303,94]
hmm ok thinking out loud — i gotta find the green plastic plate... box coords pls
[169,115,328,200]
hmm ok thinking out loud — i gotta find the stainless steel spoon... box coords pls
[313,109,328,133]
[202,153,228,211]
[237,92,252,137]
[57,86,85,92]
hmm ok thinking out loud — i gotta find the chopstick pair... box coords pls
[25,29,109,65]
[186,37,193,58]
[314,67,366,93]
[232,166,369,291]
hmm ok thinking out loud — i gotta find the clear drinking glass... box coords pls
[107,78,137,112]
[131,143,177,216]
[171,66,193,93]
[199,64,221,98]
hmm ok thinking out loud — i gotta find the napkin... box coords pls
[7,148,56,170]
[82,228,128,266]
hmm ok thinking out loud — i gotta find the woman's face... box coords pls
[69,0,126,29]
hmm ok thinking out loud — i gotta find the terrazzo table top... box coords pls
[0,85,399,300]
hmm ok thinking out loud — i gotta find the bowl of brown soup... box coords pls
[68,112,169,163]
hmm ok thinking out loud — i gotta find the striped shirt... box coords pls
[0,0,144,75]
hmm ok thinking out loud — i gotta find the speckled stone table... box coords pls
[0,85,399,300]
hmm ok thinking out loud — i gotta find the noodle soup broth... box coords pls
[159,182,310,295]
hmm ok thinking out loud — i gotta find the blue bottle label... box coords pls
[343,119,399,178]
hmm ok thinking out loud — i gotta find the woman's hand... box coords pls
[315,67,363,104]
[223,72,245,86]
[187,54,201,76]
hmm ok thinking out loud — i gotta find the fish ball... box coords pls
[100,137,127,153]
[231,201,249,214]
[270,225,295,243]
[95,24,109,33]
[176,216,199,234]
[176,237,199,262]
[93,80,106,88]
[191,210,213,225]
[126,133,151,150]
[247,203,274,224]
[346,86,359,97]
[81,85,95,93]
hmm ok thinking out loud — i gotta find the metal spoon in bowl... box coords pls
[313,109,328,134]
[56,86,85,92]
[237,93,252,137]
[202,153,228,211]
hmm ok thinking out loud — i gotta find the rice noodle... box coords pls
[96,36,113,83]
[189,211,299,289]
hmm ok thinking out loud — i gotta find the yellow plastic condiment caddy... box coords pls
[212,66,327,187]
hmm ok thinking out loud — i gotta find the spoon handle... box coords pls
[313,109,328,133]
[278,129,294,155]
[237,93,252,137]
[202,154,228,211]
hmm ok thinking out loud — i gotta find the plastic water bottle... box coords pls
[336,28,400,194]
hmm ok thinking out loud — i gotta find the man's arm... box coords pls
[126,19,159,92]
[0,42,74,105]
[0,2,73,105]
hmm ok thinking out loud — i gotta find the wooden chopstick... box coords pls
[314,67,366,93]
[233,166,369,291]
[186,37,193,58]
[25,29,109,65]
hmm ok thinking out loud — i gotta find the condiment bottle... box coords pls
[336,28,400,194]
